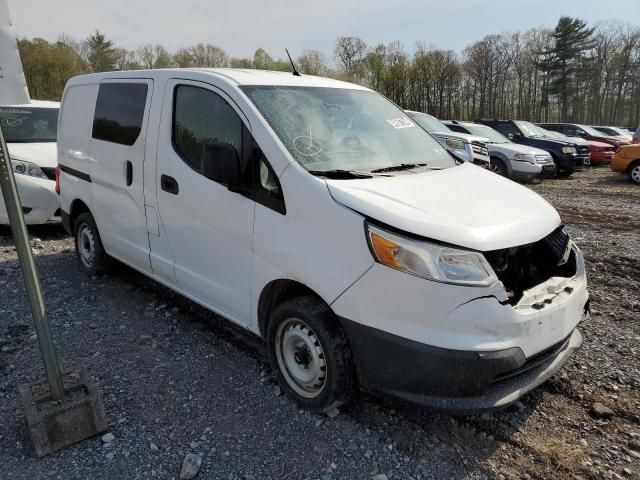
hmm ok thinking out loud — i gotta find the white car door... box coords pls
[89,79,153,272]
[154,79,255,325]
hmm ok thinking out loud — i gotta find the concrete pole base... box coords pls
[19,367,108,457]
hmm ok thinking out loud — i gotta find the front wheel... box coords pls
[557,169,575,178]
[267,296,356,412]
[489,157,508,177]
[628,161,640,184]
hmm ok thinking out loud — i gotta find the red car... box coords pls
[587,140,616,165]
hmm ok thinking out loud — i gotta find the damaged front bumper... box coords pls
[331,245,588,412]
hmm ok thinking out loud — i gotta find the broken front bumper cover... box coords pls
[340,319,584,414]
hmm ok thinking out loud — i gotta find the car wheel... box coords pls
[267,296,356,412]
[74,212,111,276]
[557,169,574,178]
[628,161,640,184]
[489,158,508,177]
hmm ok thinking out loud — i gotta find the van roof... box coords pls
[67,68,371,91]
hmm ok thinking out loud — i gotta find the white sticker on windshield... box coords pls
[387,117,416,129]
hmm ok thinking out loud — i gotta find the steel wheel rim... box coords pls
[490,162,504,175]
[632,166,640,183]
[78,224,96,268]
[275,318,327,398]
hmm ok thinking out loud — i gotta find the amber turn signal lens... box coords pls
[369,232,401,269]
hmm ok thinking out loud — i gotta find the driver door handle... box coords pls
[160,174,179,195]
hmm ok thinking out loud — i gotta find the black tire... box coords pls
[73,212,111,276]
[489,157,508,177]
[557,169,575,178]
[267,295,356,412]
[628,160,640,184]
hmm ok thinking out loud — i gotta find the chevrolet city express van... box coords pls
[57,69,589,413]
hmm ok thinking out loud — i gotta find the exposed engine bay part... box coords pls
[484,226,577,305]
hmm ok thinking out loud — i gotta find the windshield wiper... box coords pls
[308,169,374,179]
[370,163,427,173]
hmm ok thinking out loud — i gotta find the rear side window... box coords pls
[173,85,242,172]
[92,83,148,146]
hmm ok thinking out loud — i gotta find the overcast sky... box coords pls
[9,0,640,61]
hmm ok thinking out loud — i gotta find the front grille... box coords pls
[576,145,590,155]
[471,141,488,157]
[41,167,56,181]
[535,154,552,164]
[492,333,572,384]
[484,226,577,304]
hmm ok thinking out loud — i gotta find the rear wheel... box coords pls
[74,212,110,276]
[628,161,640,184]
[489,157,508,177]
[267,296,356,412]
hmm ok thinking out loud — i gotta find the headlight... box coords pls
[366,224,498,287]
[445,137,466,151]
[562,146,576,154]
[12,160,47,179]
[513,153,536,164]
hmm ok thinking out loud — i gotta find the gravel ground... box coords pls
[0,166,639,480]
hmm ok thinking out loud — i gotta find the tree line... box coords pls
[17,16,640,126]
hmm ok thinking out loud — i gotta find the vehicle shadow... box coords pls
[0,224,69,243]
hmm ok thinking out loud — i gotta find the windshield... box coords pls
[515,121,549,138]
[406,111,450,133]
[459,124,510,143]
[241,87,453,173]
[0,107,58,143]
[577,124,605,137]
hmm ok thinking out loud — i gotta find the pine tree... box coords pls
[538,17,595,120]
[86,30,120,72]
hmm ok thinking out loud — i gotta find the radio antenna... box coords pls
[285,49,301,76]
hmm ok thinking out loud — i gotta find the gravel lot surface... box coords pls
[1,167,639,480]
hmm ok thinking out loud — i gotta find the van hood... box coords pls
[6,142,57,168]
[326,163,560,251]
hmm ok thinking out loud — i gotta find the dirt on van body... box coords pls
[0,167,639,480]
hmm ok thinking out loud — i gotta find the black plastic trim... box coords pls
[339,316,582,412]
[59,164,91,183]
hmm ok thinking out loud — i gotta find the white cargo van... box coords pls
[58,69,589,412]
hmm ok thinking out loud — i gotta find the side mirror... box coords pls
[201,142,241,189]
[512,132,523,141]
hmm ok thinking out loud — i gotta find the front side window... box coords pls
[92,83,148,145]
[173,84,285,214]
[241,86,453,174]
[173,85,242,173]
[0,107,58,143]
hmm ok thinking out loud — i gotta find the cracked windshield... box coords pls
[242,86,453,174]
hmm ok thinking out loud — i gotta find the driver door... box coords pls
[154,79,255,325]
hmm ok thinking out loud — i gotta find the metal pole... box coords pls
[0,122,64,400]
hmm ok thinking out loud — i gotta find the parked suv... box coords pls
[58,69,588,412]
[406,111,490,167]
[445,121,555,180]
[538,123,630,148]
[0,101,61,224]
[476,119,586,176]
[541,128,614,166]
